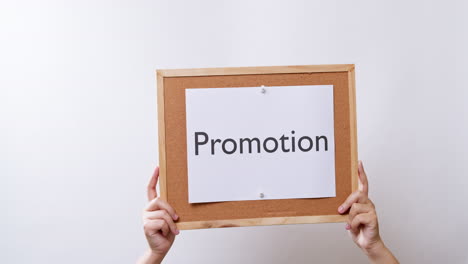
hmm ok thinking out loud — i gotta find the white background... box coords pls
[1,0,467,263]
[186,86,335,203]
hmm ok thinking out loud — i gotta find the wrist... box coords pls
[364,239,386,257]
[364,240,397,264]
[138,249,165,264]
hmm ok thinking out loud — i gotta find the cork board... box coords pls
[157,65,358,230]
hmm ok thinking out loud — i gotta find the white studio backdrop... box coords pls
[1,0,467,263]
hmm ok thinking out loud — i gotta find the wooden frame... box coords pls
[157,64,358,230]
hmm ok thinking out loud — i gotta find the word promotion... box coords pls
[194,131,329,155]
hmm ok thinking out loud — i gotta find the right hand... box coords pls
[141,167,180,263]
[338,161,399,263]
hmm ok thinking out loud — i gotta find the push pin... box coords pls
[260,85,266,94]
[259,192,265,198]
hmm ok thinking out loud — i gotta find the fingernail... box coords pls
[345,223,350,230]
[338,206,344,213]
[173,214,179,220]
[176,229,180,235]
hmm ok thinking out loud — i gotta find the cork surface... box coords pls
[162,72,352,222]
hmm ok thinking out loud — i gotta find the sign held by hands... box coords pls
[157,65,358,230]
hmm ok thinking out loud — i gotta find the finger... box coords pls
[147,167,159,201]
[350,212,376,234]
[161,220,169,237]
[348,203,374,224]
[358,160,368,195]
[144,219,170,237]
[146,198,178,221]
[144,210,179,235]
[338,190,368,214]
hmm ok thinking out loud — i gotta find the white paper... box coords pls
[185,85,336,203]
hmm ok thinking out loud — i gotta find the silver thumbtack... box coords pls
[259,193,265,198]
[260,85,266,94]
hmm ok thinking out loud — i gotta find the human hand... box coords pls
[138,167,180,264]
[338,161,398,263]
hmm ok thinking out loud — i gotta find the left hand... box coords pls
[138,167,179,264]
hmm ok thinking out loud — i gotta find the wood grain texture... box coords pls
[157,64,354,77]
[348,68,359,192]
[176,215,347,230]
[156,72,167,201]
